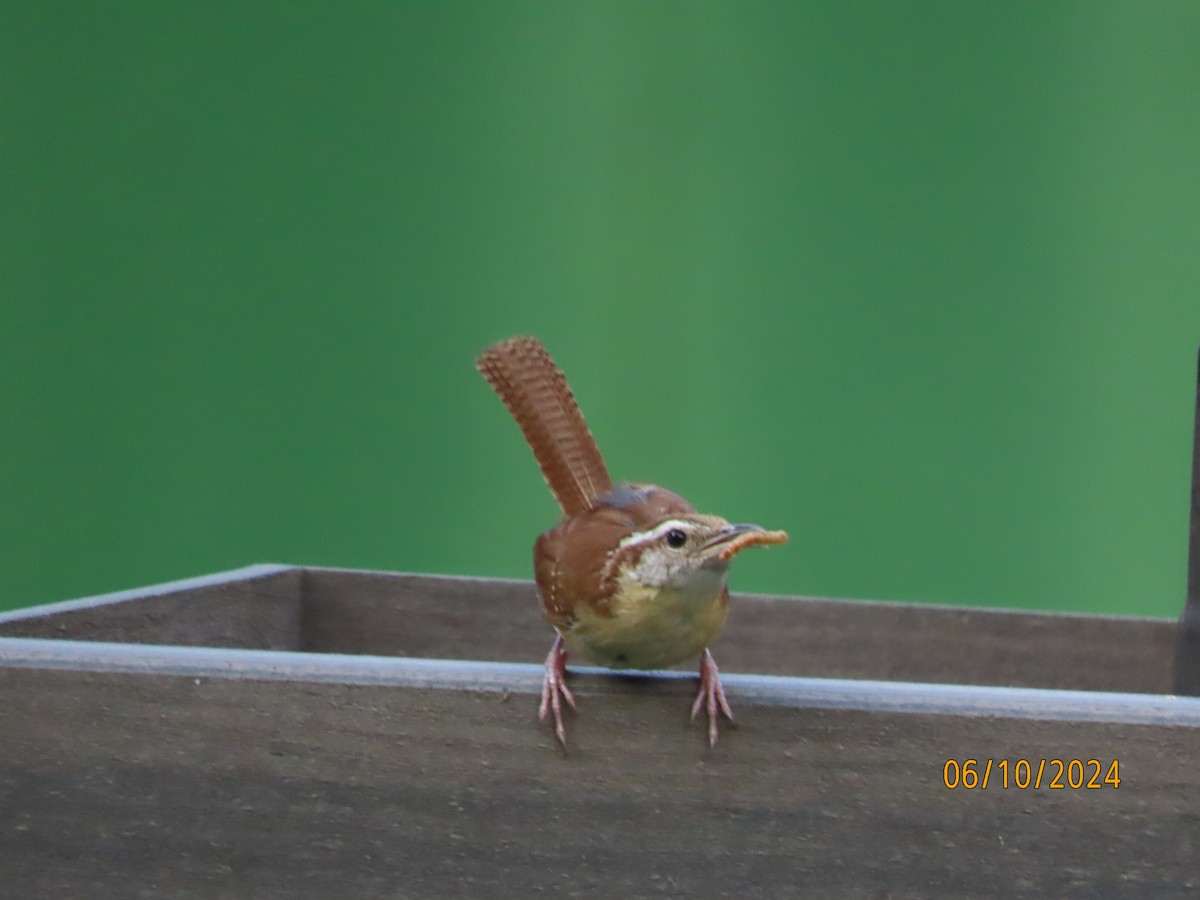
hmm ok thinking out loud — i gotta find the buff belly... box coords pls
[557,572,730,670]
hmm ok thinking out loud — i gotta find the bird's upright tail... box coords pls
[476,336,613,518]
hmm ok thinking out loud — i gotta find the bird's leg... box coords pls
[539,634,576,745]
[690,649,735,747]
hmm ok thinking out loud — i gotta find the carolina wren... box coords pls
[477,336,787,746]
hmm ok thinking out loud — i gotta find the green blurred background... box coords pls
[2,2,1198,617]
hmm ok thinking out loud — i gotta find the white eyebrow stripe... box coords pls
[616,519,693,550]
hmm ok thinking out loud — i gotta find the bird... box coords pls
[476,336,788,746]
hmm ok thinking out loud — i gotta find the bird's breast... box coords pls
[558,568,730,670]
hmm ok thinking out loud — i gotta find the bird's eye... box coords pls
[665,528,687,549]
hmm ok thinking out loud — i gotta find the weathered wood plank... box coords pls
[1,564,1193,899]
[718,589,1174,693]
[0,565,300,649]
[301,567,1175,693]
[2,639,1194,727]
[0,566,1177,694]
[1,664,1195,899]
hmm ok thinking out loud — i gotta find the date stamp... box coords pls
[943,758,1121,790]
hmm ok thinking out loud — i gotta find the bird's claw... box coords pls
[540,635,576,746]
[691,649,734,747]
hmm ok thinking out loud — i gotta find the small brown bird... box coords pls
[477,336,787,746]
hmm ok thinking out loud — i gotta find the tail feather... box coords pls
[477,336,612,517]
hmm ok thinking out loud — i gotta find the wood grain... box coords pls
[0,565,1195,898]
[0,566,1176,693]
[1,665,1196,899]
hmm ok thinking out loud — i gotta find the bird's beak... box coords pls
[701,523,789,562]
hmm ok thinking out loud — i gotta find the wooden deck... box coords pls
[2,565,1197,898]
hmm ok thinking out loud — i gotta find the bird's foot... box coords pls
[690,649,734,747]
[539,635,576,746]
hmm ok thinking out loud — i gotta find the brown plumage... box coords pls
[476,335,789,746]
[533,483,696,624]
[476,337,613,519]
